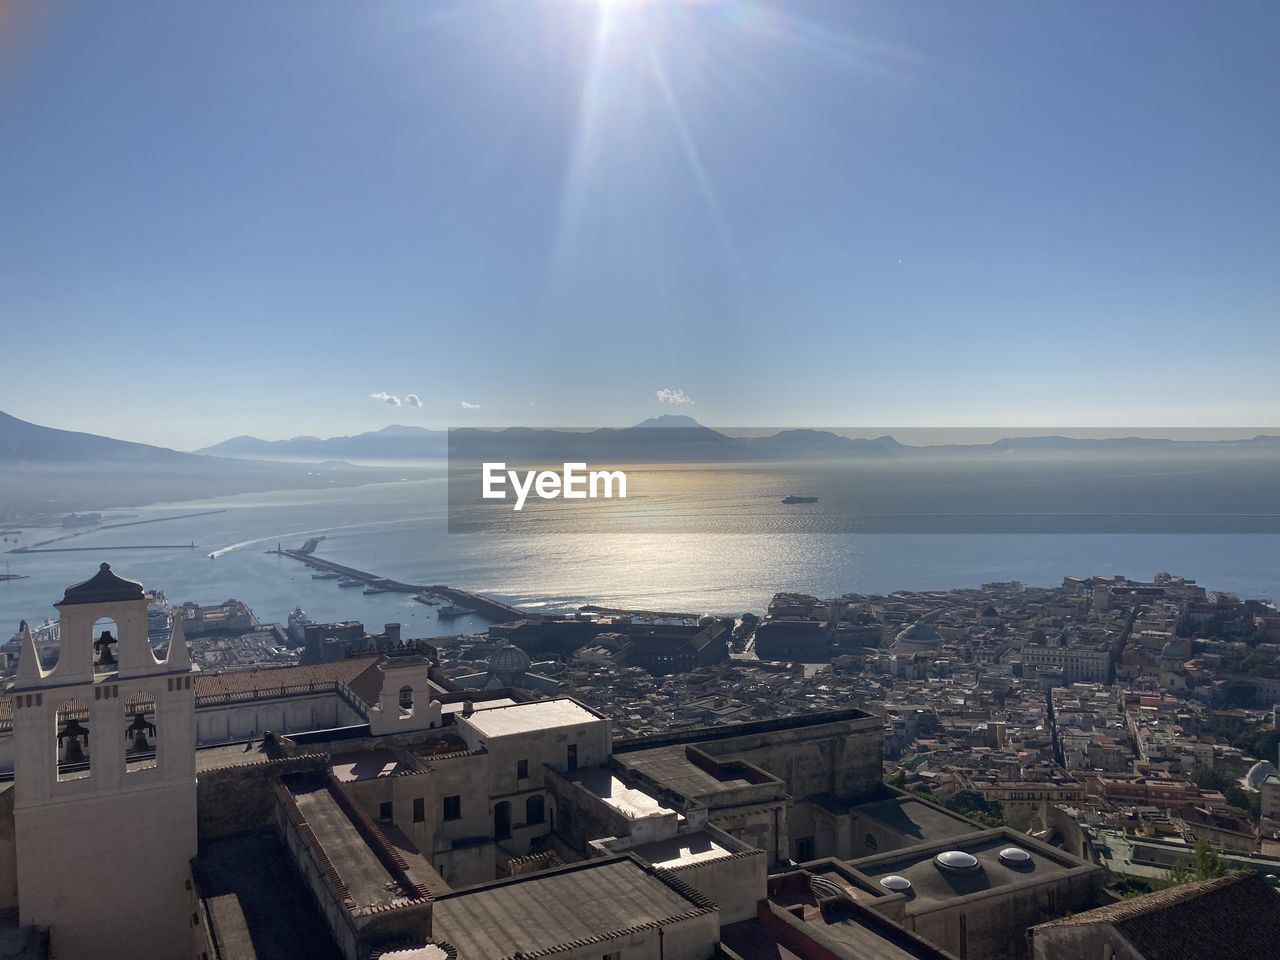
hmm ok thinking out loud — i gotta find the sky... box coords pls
[0,0,1277,450]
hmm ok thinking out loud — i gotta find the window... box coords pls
[398,685,414,716]
[526,794,545,825]
[413,797,425,823]
[379,801,392,821]
[443,795,461,821]
[517,759,529,780]
[603,953,621,960]
[864,833,878,852]
[795,837,815,861]
[567,743,578,772]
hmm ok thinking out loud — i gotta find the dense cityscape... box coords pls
[4,559,1279,958]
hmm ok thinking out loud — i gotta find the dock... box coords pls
[278,549,525,623]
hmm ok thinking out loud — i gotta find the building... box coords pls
[0,566,1114,960]
[9,564,199,960]
[1029,872,1280,960]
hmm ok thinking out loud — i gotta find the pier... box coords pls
[278,548,525,623]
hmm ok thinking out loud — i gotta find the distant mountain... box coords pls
[0,410,196,463]
[0,411,424,522]
[197,418,1280,465]
[634,414,704,429]
[196,424,448,461]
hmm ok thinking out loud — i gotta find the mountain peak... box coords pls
[633,414,704,429]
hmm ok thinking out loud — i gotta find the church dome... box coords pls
[488,643,531,677]
[894,623,943,648]
[981,605,999,618]
[1246,760,1279,790]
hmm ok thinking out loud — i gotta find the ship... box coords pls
[311,572,341,580]
[782,495,819,504]
[363,586,389,596]
[337,578,363,588]
[287,606,314,645]
[414,594,440,605]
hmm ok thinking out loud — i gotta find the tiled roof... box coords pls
[1035,873,1280,960]
[193,656,381,700]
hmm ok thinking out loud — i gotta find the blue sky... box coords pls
[1,0,1277,449]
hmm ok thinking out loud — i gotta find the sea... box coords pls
[2,471,1279,637]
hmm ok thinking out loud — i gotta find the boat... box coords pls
[287,606,314,644]
[363,586,389,596]
[782,495,819,504]
[338,579,363,588]
[437,604,476,618]
[414,594,440,605]
[311,572,341,580]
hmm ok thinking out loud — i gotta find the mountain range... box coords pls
[197,417,1280,464]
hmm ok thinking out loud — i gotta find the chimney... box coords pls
[462,700,474,718]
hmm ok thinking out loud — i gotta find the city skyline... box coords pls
[2,0,1278,449]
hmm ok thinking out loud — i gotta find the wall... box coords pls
[197,753,329,840]
[663,849,766,924]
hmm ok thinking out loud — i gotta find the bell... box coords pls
[94,629,117,666]
[125,712,155,752]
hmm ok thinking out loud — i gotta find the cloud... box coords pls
[404,394,422,408]
[371,391,401,407]
[656,388,693,406]
[460,400,480,410]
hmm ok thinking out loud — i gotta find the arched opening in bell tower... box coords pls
[124,691,157,773]
[91,617,121,672]
[55,699,92,782]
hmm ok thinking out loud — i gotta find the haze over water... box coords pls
[2,475,1278,635]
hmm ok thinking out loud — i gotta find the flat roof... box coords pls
[852,795,984,846]
[432,858,708,958]
[291,784,403,908]
[616,744,753,800]
[195,830,343,960]
[331,748,408,782]
[567,766,675,820]
[851,833,1092,915]
[628,830,732,869]
[456,697,601,739]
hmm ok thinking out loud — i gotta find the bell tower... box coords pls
[12,564,197,960]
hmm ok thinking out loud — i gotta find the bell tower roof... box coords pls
[55,563,145,607]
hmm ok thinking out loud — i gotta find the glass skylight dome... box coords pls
[880,875,912,891]
[999,846,1032,866]
[934,850,980,874]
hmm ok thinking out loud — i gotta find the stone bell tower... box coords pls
[12,564,197,960]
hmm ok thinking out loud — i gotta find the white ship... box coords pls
[287,606,315,644]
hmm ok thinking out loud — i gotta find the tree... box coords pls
[1150,838,1226,890]
[943,789,1005,828]
[1004,805,1037,833]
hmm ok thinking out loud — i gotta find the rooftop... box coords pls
[626,830,732,868]
[454,696,602,739]
[615,744,754,801]
[566,765,676,820]
[55,562,145,606]
[850,831,1095,915]
[1033,872,1280,960]
[432,857,710,959]
[851,794,985,846]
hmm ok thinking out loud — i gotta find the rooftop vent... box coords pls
[933,850,980,874]
[880,875,912,892]
[998,846,1032,867]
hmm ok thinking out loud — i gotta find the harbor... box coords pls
[275,544,524,624]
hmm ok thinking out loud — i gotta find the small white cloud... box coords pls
[460,400,480,410]
[404,394,422,408]
[656,388,693,407]
[371,391,401,407]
